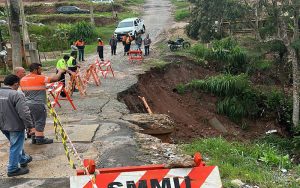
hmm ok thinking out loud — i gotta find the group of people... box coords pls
[0,64,67,177]
[70,33,152,63]
[0,33,153,178]
[121,33,152,56]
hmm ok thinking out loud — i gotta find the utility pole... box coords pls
[20,0,40,65]
[90,3,95,26]
[19,0,30,65]
[9,0,22,68]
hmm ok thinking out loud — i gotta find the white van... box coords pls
[114,17,146,41]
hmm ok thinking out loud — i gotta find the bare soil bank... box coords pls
[118,55,280,143]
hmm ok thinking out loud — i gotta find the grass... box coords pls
[41,60,57,68]
[95,24,115,43]
[174,9,190,21]
[0,68,11,75]
[170,0,190,21]
[145,59,169,70]
[182,137,300,188]
[124,0,145,5]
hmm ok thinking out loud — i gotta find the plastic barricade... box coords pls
[47,82,76,110]
[95,59,115,79]
[128,50,143,64]
[83,64,100,86]
[66,70,87,97]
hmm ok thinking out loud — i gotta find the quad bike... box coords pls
[167,38,191,51]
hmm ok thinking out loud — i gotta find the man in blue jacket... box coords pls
[0,74,35,177]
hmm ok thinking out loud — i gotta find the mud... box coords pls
[118,55,280,143]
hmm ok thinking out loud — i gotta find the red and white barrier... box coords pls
[46,82,77,110]
[128,50,143,64]
[95,59,115,79]
[70,165,222,188]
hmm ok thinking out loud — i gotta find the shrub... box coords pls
[29,25,57,52]
[217,97,247,121]
[175,84,186,94]
[184,74,263,122]
[191,38,248,74]
[190,43,209,59]
[251,59,274,72]
[69,21,97,43]
[186,74,250,97]
[28,21,97,52]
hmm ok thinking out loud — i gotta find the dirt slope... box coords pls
[119,55,280,143]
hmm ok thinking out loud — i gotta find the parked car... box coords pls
[57,6,90,14]
[114,17,146,41]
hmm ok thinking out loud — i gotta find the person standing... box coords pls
[122,35,127,55]
[14,67,26,79]
[0,74,35,177]
[109,35,118,56]
[75,38,85,61]
[20,63,65,145]
[97,38,104,61]
[135,33,142,50]
[143,34,152,56]
[70,42,78,60]
[125,33,132,55]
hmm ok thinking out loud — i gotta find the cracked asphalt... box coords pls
[0,0,173,187]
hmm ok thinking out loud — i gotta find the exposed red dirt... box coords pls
[118,55,281,143]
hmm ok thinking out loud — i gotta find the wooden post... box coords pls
[138,96,153,114]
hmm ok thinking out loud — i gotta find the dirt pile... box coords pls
[118,55,280,143]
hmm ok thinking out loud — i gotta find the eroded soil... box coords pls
[118,55,281,143]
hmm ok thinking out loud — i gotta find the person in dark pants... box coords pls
[109,35,118,55]
[20,63,65,145]
[143,34,152,56]
[75,38,85,61]
[67,52,79,92]
[0,74,35,177]
[124,33,132,55]
[122,35,127,55]
[135,33,142,50]
[97,38,104,61]
[70,42,78,60]
[56,55,71,97]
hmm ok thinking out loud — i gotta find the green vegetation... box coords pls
[0,67,10,75]
[182,137,299,188]
[41,60,57,68]
[191,37,248,74]
[170,0,190,21]
[183,74,260,122]
[28,23,115,52]
[146,59,169,70]
[124,0,145,5]
[179,74,294,126]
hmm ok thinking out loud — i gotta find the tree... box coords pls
[242,0,265,41]
[89,3,95,26]
[262,0,300,128]
[187,0,249,42]
[9,0,22,68]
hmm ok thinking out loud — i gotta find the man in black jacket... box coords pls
[0,74,35,177]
